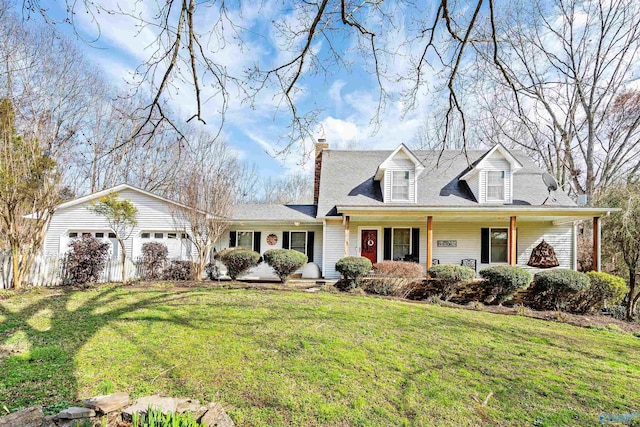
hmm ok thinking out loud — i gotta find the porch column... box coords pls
[426,216,433,271]
[344,215,350,257]
[509,216,517,266]
[593,216,601,271]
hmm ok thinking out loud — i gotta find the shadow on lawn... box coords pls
[0,285,208,409]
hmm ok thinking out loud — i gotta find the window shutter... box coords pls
[411,228,420,263]
[229,231,237,248]
[253,231,261,253]
[282,231,290,249]
[481,228,490,264]
[306,232,314,262]
[383,228,392,260]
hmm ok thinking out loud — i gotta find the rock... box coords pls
[198,402,235,427]
[122,395,191,418]
[176,399,201,414]
[56,406,95,420]
[83,392,130,414]
[301,262,321,279]
[0,407,44,427]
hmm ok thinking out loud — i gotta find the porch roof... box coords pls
[335,205,618,223]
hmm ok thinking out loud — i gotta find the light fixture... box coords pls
[294,222,300,226]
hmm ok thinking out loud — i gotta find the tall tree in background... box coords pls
[0,99,60,289]
[600,183,640,319]
[469,0,640,200]
[261,172,314,204]
[88,193,138,284]
[171,133,238,280]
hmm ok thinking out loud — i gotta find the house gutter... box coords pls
[332,205,619,217]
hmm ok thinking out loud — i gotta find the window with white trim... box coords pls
[490,228,508,263]
[391,171,410,201]
[486,171,505,201]
[290,231,307,254]
[237,231,253,248]
[392,228,411,260]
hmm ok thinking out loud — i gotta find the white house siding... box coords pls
[322,218,574,279]
[383,152,417,203]
[430,220,573,271]
[219,225,323,279]
[479,152,512,203]
[45,188,192,265]
[323,220,346,279]
[466,174,480,202]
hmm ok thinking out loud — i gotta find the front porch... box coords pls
[322,207,608,279]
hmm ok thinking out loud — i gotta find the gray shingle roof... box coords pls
[316,149,576,217]
[233,204,318,221]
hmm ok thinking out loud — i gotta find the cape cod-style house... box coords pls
[42,142,614,281]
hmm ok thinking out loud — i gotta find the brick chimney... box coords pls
[313,139,329,205]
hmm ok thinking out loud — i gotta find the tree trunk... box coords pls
[118,238,127,284]
[627,267,637,320]
[11,243,21,289]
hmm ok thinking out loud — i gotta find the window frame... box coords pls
[236,230,254,249]
[289,231,308,255]
[391,227,412,260]
[489,227,509,264]
[390,170,411,202]
[485,171,506,202]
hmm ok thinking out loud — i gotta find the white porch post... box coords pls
[344,215,350,257]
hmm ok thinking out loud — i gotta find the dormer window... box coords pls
[391,171,410,201]
[486,171,506,201]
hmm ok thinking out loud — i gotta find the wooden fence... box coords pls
[0,252,141,289]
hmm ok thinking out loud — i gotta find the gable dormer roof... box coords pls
[459,143,523,181]
[374,143,425,181]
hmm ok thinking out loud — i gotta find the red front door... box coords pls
[361,230,378,264]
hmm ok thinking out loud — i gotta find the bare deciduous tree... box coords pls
[24,0,500,154]
[469,0,640,200]
[171,132,238,280]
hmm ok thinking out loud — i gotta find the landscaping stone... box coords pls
[83,392,129,414]
[122,395,191,418]
[55,406,95,420]
[198,402,235,427]
[0,406,44,427]
[176,399,202,414]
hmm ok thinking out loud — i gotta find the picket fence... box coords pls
[0,252,146,289]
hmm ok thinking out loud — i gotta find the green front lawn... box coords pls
[0,284,638,426]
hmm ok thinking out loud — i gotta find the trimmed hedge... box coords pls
[335,256,372,287]
[578,271,629,313]
[529,269,590,311]
[427,264,476,301]
[64,235,110,285]
[162,260,195,281]
[479,265,532,305]
[263,249,308,282]
[217,248,261,280]
[363,261,424,297]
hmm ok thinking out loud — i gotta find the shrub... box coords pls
[608,305,627,320]
[335,256,372,288]
[162,260,194,281]
[363,261,424,297]
[479,265,532,305]
[529,269,590,311]
[205,262,220,280]
[427,264,476,301]
[577,271,629,313]
[216,248,261,280]
[263,249,308,282]
[64,235,110,285]
[140,242,168,280]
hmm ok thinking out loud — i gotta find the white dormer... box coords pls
[374,144,425,203]
[460,144,523,204]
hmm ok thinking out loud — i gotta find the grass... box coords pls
[0,283,639,426]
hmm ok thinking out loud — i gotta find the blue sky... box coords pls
[28,1,446,178]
